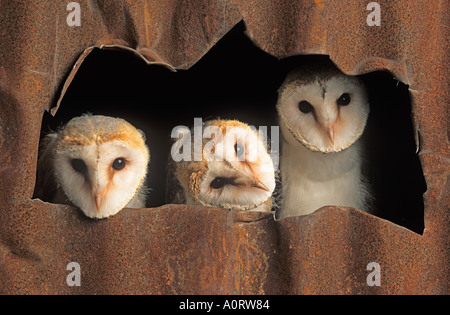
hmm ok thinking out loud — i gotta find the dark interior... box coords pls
[35,22,426,234]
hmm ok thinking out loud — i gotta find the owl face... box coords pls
[53,115,149,218]
[277,70,369,153]
[177,120,276,211]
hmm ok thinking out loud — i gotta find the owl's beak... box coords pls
[326,125,335,144]
[93,190,106,212]
[252,180,270,192]
[94,195,101,211]
[244,163,270,192]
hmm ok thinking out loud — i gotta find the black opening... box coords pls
[36,21,426,234]
[361,71,427,234]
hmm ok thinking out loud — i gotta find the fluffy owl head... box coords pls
[277,61,370,153]
[52,115,150,218]
[173,120,276,211]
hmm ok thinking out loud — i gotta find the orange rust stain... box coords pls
[143,2,152,47]
[314,0,325,10]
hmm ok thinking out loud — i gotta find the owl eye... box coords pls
[210,177,226,189]
[234,143,244,158]
[298,101,314,114]
[337,93,351,106]
[70,158,88,175]
[210,177,236,189]
[112,158,126,171]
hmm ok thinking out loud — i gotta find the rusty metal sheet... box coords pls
[0,0,448,294]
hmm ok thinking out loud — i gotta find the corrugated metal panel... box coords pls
[0,0,448,294]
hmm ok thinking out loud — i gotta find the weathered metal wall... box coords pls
[0,0,448,294]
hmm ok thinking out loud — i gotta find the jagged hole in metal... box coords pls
[36,22,425,234]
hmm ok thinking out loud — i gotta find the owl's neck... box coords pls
[283,134,363,180]
[280,129,368,217]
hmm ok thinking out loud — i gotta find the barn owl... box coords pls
[34,114,150,219]
[166,120,276,212]
[276,60,372,218]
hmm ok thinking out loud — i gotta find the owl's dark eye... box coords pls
[234,143,244,158]
[298,101,314,114]
[112,158,126,171]
[71,158,87,175]
[210,177,226,189]
[337,93,351,106]
[210,177,236,189]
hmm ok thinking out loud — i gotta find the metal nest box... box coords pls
[0,1,448,294]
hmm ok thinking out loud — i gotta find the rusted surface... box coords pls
[0,201,281,294]
[0,1,448,294]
